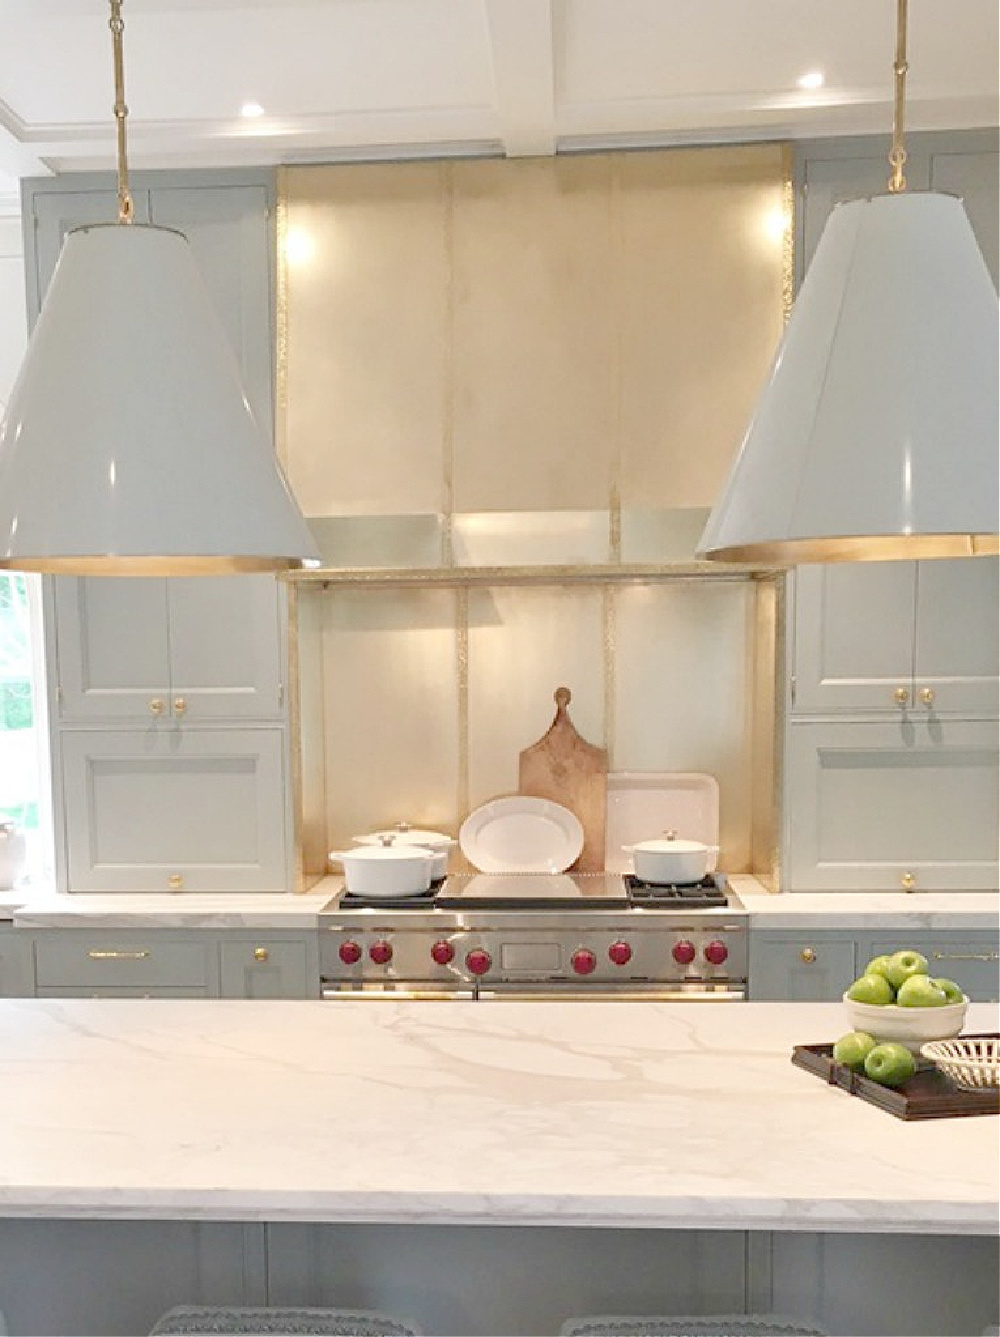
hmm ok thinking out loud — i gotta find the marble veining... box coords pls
[6,889,333,928]
[733,879,1000,930]
[0,998,995,1233]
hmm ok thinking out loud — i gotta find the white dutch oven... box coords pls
[623,832,719,884]
[330,844,437,898]
[353,824,455,882]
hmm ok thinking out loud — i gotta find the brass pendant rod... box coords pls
[109,0,134,223]
[888,0,909,193]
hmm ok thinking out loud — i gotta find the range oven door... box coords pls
[321,981,745,1001]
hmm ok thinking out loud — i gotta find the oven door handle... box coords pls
[321,985,477,1001]
[474,986,747,1002]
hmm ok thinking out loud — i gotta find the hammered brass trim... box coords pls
[441,163,456,566]
[602,586,616,761]
[456,586,470,820]
[275,168,290,469]
[284,563,769,588]
[780,143,794,325]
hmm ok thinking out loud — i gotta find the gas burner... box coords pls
[623,873,728,909]
[340,879,444,910]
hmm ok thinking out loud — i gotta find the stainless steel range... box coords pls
[319,872,747,1000]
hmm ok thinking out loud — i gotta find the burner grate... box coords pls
[624,873,727,908]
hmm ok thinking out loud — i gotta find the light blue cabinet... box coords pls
[23,170,297,896]
[750,928,999,1001]
[784,132,999,895]
[0,924,33,996]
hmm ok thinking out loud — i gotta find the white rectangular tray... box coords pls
[605,772,720,874]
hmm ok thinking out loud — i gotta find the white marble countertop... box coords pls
[0,997,995,1233]
[732,879,1000,929]
[0,888,333,927]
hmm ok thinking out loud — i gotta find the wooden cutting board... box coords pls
[518,687,607,872]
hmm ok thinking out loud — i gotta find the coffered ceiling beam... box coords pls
[482,0,556,157]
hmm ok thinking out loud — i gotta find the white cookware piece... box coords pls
[459,796,584,874]
[352,824,455,881]
[329,844,437,898]
[0,822,26,890]
[623,831,719,884]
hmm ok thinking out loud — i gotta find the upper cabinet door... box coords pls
[166,575,283,719]
[913,558,999,716]
[53,576,171,719]
[54,575,283,721]
[148,184,275,443]
[791,562,918,714]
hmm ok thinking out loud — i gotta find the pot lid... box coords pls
[354,823,455,850]
[331,845,436,864]
[629,832,717,854]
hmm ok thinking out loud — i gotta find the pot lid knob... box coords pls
[663,830,678,841]
[378,833,396,847]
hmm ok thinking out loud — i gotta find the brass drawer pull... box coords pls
[253,947,270,962]
[800,947,817,964]
[86,949,151,961]
[893,686,909,706]
[932,951,999,963]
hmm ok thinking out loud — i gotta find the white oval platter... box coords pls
[459,796,584,874]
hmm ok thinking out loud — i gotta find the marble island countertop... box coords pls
[0,997,995,1234]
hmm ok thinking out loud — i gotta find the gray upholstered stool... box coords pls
[149,1306,421,1335]
[559,1315,827,1337]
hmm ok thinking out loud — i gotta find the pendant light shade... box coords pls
[698,191,999,565]
[0,224,319,574]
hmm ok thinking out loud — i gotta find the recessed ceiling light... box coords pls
[240,102,265,119]
[797,71,825,91]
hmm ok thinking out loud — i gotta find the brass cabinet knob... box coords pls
[149,698,164,715]
[901,871,916,891]
[800,947,817,964]
[919,687,935,706]
[172,697,188,716]
[893,686,909,706]
[167,873,184,890]
[253,947,270,962]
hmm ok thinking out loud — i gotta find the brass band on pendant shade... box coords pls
[697,191,1000,565]
[0,224,319,575]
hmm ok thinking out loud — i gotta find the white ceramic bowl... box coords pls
[843,992,969,1054]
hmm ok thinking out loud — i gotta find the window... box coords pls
[0,573,51,885]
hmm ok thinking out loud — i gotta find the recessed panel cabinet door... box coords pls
[54,575,283,720]
[784,719,1000,891]
[60,729,288,892]
[913,558,1000,716]
[791,563,917,714]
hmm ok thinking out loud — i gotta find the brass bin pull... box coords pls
[87,949,151,960]
[932,951,999,963]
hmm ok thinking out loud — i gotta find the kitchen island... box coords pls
[0,998,996,1336]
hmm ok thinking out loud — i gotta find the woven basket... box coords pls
[920,1036,999,1090]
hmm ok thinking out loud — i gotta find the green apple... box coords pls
[884,949,930,989]
[846,973,895,1005]
[933,977,964,1005]
[864,1042,917,1088]
[864,954,894,980]
[896,973,949,1007]
[832,1031,877,1072]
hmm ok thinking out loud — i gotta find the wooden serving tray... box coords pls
[791,1034,1000,1121]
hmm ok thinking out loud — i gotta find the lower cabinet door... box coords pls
[0,928,33,996]
[220,938,314,998]
[784,719,1000,891]
[59,728,290,892]
[749,933,857,1001]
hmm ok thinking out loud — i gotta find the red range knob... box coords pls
[369,940,393,965]
[672,939,696,965]
[608,941,632,966]
[704,939,729,966]
[571,949,597,976]
[431,940,455,965]
[338,940,362,965]
[465,949,492,977]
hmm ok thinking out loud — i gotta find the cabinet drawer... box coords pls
[220,938,312,998]
[859,935,1000,1003]
[35,985,213,999]
[34,934,217,990]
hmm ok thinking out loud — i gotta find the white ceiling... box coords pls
[0,0,997,214]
